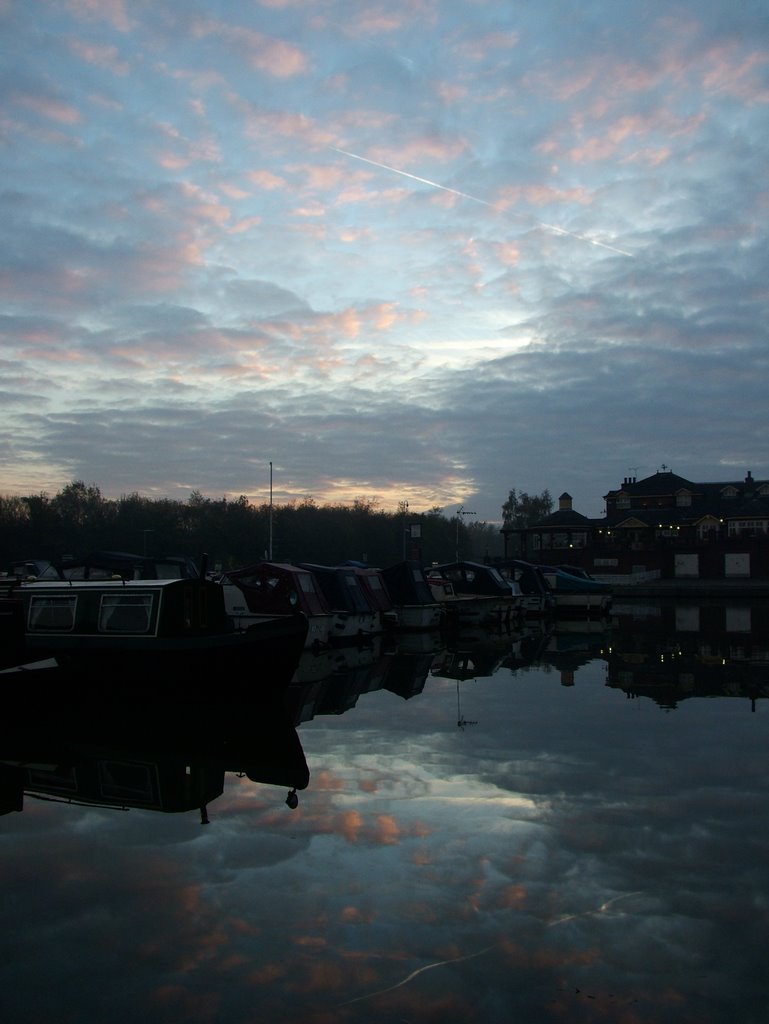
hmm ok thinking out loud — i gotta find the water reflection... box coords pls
[608,597,769,709]
[1,689,309,818]
[2,601,768,1023]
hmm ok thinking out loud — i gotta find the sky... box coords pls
[2,0,768,523]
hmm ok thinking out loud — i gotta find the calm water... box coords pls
[3,600,769,1024]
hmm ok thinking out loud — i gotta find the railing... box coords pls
[591,570,661,586]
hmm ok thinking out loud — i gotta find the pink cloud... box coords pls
[228,215,262,234]
[69,39,130,75]
[237,104,335,147]
[192,18,308,78]
[247,169,288,190]
[454,29,520,62]
[63,0,133,31]
[566,110,705,164]
[342,1,439,36]
[495,183,592,209]
[493,242,521,267]
[370,303,398,331]
[701,46,769,102]
[218,182,250,200]
[370,135,468,167]
[14,92,81,125]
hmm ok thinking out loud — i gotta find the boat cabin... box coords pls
[297,564,376,615]
[430,561,519,599]
[56,550,199,581]
[23,577,232,650]
[380,561,437,607]
[223,562,332,618]
[343,565,396,619]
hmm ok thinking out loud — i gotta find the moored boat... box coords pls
[427,561,523,627]
[221,561,334,648]
[342,563,398,630]
[380,560,444,630]
[297,563,380,642]
[497,559,556,616]
[539,564,612,614]
[19,576,308,683]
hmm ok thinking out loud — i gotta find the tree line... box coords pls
[0,480,511,572]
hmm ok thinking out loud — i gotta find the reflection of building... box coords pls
[502,468,769,579]
[606,600,769,710]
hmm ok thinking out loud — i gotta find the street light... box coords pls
[455,505,476,561]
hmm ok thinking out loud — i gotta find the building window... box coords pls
[676,492,692,506]
[728,520,768,536]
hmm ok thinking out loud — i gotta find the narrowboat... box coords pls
[20,576,308,683]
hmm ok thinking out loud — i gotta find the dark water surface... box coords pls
[3,600,769,1023]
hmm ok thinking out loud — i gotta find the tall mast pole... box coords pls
[268,461,273,560]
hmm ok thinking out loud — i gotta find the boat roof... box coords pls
[21,578,193,590]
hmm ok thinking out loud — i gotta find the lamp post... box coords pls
[268,461,273,560]
[455,506,476,561]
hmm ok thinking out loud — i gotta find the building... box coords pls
[501,492,600,561]
[501,468,769,580]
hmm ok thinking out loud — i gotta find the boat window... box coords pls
[155,562,183,579]
[98,760,159,805]
[98,594,154,633]
[28,595,77,631]
[299,575,317,593]
[87,566,121,580]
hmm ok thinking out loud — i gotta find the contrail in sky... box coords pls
[332,146,634,258]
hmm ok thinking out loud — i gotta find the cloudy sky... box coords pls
[2,1,767,522]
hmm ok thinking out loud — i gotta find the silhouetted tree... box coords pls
[502,488,553,528]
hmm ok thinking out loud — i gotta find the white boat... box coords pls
[427,561,523,627]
